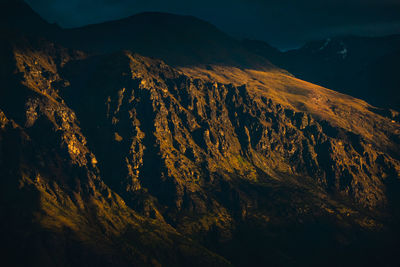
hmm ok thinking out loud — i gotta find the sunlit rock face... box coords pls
[0,1,399,266]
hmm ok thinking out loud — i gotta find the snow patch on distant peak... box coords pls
[337,41,348,59]
[337,47,347,58]
[318,38,331,51]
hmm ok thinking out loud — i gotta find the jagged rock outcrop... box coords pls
[0,39,230,267]
[62,51,397,211]
[1,36,398,265]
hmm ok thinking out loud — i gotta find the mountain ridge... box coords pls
[244,34,400,111]
[0,1,399,266]
[57,11,278,69]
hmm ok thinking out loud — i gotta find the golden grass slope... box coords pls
[180,65,400,155]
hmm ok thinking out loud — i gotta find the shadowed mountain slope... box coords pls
[58,12,276,69]
[3,0,274,70]
[0,0,60,35]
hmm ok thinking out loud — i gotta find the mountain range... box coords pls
[1,1,399,266]
[243,35,400,111]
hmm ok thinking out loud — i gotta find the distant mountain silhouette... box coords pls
[244,35,400,110]
[58,12,276,69]
[1,1,276,69]
[0,0,59,35]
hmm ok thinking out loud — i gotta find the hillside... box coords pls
[0,0,59,35]
[1,1,400,266]
[59,12,276,69]
[244,35,400,110]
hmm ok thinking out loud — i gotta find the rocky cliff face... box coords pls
[1,34,399,266]
[0,37,231,267]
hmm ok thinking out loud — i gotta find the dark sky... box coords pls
[26,0,400,50]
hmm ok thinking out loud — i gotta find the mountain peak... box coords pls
[0,0,59,35]
[59,12,276,69]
